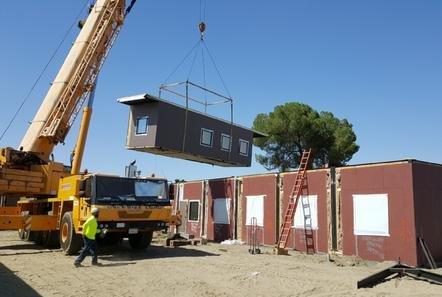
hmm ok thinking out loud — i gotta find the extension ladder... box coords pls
[275,149,312,255]
[301,194,315,254]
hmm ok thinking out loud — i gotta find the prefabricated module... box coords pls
[118,93,266,167]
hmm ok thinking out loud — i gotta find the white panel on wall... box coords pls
[178,184,184,202]
[214,198,230,224]
[293,195,318,229]
[353,194,389,236]
[246,195,265,226]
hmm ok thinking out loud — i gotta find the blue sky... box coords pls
[0,0,441,181]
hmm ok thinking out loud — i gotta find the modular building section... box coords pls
[118,94,266,167]
[174,181,205,238]
[206,178,235,242]
[238,174,278,246]
[172,159,442,267]
[338,160,442,266]
[338,162,417,264]
[280,170,329,254]
[411,162,442,266]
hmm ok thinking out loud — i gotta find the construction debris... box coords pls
[166,233,202,247]
[357,261,442,288]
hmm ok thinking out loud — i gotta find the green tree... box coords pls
[253,102,359,171]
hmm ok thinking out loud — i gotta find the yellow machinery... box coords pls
[0,0,180,254]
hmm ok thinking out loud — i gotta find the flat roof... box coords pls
[171,159,442,183]
[117,93,267,138]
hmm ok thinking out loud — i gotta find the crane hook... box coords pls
[199,22,206,40]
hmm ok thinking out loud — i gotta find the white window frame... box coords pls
[220,133,232,152]
[200,128,214,147]
[239,139,249,156]
[187,200,200,222]
[135,116,149,135]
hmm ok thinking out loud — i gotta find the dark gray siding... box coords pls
[126,103,159,148]
[125,100,255,167]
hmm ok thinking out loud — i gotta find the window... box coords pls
[353,194,389,236]
[188,200,200,221]
[221,134,231,151]
[200,128,213,147]
[293,195,318,229]
[239,139,249,156]
[246,195,265,226]
[134,181,167,198]
[135,116,149,135]
[213,198,230,224]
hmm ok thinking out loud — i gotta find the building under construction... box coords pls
[172,159,442,267]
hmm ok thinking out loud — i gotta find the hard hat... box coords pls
[91,207,99,214]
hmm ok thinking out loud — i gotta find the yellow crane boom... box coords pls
[1,0,126,196]
[21,0,125,161]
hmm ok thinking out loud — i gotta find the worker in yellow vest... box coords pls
[74,207,106,267]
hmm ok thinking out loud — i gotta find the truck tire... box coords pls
[49,231,61,248]
[60,212,82,254]
[41,231,60,248]
[129,231,153,250]
[40,231,50,246]
[34,231,44,245]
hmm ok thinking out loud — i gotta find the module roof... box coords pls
[117,93,267,138]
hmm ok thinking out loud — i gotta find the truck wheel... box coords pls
[129,231,153,250]
[49,231,61,248]
[40,231,50,246]
[60,212,82,254]
[34,231,43,245]
[41,231,60,248]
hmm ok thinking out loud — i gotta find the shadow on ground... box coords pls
[0,242,59,256]
[0,238,219,262]
[98,241,220,262]
[0,263,42,297]
[74,262,137,268]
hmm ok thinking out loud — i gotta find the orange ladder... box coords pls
[275,149,312,255]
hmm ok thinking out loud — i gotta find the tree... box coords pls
[252,102,359,171]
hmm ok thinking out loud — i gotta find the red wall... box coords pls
[182,181,204,238]
[281,170,328,253]
[241,174,277,246]
[412,162,442,266]
[173,160,442,266]
[207,178,234,242]
[340,163,417,265]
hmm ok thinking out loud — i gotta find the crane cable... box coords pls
[199,0,208,110]
[162,0,232,100]
[125,0,137,16]
[0,0,92,143]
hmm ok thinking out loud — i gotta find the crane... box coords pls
[1,0,125,194]
[0,0,180,254]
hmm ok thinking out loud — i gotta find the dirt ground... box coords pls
[0,231,441,297]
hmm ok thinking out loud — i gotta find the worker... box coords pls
[74,207,105,267]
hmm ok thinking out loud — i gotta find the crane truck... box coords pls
[0,0,180,254]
